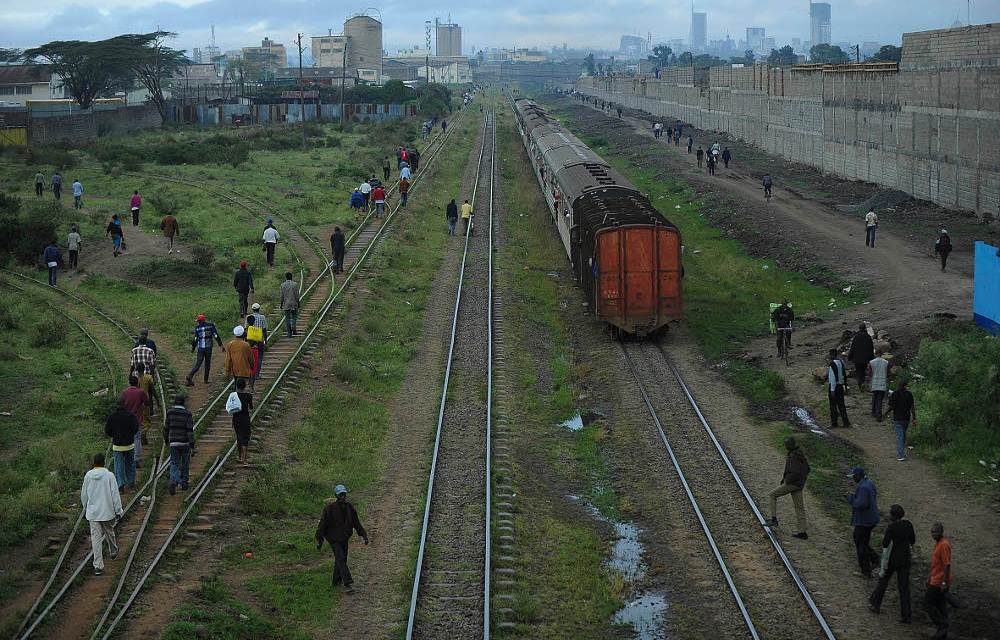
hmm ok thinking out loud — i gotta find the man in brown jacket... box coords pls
[763,436,810,539]
[316,485,369,592]
[160,213,179,254]
[224,326,255,386]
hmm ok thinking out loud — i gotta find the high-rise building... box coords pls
[311,14,383,84]
[191,47,202,64]
[620,35,648,57]
[746,27,766,51]
[810,2,832,46]
[436,22,462,57]
[691,12,707,49]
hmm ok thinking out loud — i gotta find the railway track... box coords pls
[619,340,836,640]
[10,104,470,640]
[406,103,495,639]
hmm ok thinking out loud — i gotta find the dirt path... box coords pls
[561,99,1000,636]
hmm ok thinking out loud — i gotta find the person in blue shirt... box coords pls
[43,240,62,286]
[72,179,84,209]
[186,314,224,386]
[845,465,880,577]
[134,328,157,356]
[350,189,364,214]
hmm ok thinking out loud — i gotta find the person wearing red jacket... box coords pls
[130,191,142,226]
[372,186,387,219]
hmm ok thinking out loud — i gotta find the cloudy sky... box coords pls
[2,0,997,58]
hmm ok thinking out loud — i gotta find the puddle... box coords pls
[614,593,669,640]
[792,407,828,436]
[558,409,607,432]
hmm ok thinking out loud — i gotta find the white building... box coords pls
[0,66,62,104]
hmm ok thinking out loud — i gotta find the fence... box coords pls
[166,102,419,126]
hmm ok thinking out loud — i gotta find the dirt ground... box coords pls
[552,96,1000,638]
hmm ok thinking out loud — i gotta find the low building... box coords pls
[0,66,59,104]
[169,64,222,86]
[274,67,357,86]
[396,46,431,58]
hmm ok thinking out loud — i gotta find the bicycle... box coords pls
[764,185,772,203]
[777,327,792,366]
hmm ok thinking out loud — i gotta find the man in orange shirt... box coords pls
[924,522,952,638]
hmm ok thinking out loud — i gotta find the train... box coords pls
[512,98,683,336]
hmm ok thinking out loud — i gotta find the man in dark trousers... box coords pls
[696,146,704,168]
[330,226,346,274]
[924,522,953,639]
[233,261,254,317]
[763,436,810,539]
[848,323,874,391]
[935,230,952,272]
[722,147,732,168]
[845,465,880,577]
[828,348,851,428]
[316,484,369,592]
[187,314,224,386]
[382,157,391,182]
[771,299,794,356]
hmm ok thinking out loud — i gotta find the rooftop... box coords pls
[0,65,53,84]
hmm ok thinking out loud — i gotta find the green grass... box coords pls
[727,359,787,409]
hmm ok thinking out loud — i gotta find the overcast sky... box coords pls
[2,0,997,57]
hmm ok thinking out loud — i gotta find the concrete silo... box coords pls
[345,14,382,83]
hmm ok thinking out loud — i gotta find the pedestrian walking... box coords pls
[34,170,45,197]
[383,157,391,181]
[105,395,139,490]
[868,504,915,622]
[696,147,704,168]
[51,172,62,199]
[446,199,458,235]
[225,325,255,387]
[135,327,158,356]
[652,122,659,139]
[722,147,731,168]
[130,190,142,226]
[330,227,346,274]
[315,485,369,592]
[160,212,179,253]
[410,148,420,172]
[887,380,916,461]
[230,378,253,466]
[400,164,411,181]
[372,185,387,218]
[673,129,680,146]
[72,179,84,209]
[686,136,693,153]
[845,465,880,577]
[121,376,150,468]
[186,314,223,386]
[359,180,371,211]
[129,334,156,378]
[350,189,364,216]
[617,107,622,118]
[163,394,194,494]
[279,272,300,336]
[67,225,81,269]
[763,436,810,539]
[233,261,254,317]
[864,208,878,247]
[868,350,889,421]
[828,348,851,428]
[246,303,268,383]
[935,230,952,272]
[105,215,125,257]
[923,523,953,639]
[43,239,61,286]
[262,219,280,267]
[849,324,874,391]
[80,453,122,575]
[134,362,157,447]
[442,119,447,133]
[461,199,473,236]
[399,178,410,207]
[707,154,716,175]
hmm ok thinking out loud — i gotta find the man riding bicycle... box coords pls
[762,174,773,199]
[772,298,794,356]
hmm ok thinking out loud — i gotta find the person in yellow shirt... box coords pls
[460,199,473,236]
[134,363,158,446]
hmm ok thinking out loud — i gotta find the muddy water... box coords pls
[792,407,828,436]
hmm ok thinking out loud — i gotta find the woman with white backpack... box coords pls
[227,378,254,467]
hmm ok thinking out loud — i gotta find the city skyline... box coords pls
[2,0,996,60]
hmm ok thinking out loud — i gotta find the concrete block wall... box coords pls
[31,104,160,143]
[573,23,1000,218]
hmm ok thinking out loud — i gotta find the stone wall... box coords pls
[31,104,162,144]
[574,23,1000,219]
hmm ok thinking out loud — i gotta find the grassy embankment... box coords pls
[159,109,478,639]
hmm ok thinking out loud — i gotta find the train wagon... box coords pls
[513,97,682,336]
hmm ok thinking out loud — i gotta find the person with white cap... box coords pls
[845,465,880,577]
[225,325,255,387]
[315,484,368,592]
[80,452,122,575]
[934,229,952,272]
[262,219,280,267]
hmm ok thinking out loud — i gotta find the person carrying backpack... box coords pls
[934,230,952,272]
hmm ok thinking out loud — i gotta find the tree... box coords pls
[810,43,851,64]
[742,50,756,66]
[692,54,727,67]
[870,44,902,62]
[647,45,673,71]
[597,63,604,75]
[107,31,189,124]
[0,47,20,63]
[585,53,596,76]
[22,40,126,109]
[767,45,797,67]
[224,57,266,101]
[678,51,693,66]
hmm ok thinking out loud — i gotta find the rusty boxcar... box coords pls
[513,98,682,336]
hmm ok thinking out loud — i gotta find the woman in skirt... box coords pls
[232,378,254,466]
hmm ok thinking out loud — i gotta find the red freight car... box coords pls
[513,98,682,336]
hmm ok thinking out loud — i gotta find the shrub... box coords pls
[30,315,67,347]
[0,295,22,330]
[29,146,78,169]
[124,257,208,287]
[0,195,62,268]
[190,244,216,269]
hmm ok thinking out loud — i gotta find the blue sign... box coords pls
[973,241,1000,335]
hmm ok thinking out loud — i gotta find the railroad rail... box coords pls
[619,340,836,640]
[406,103,494,639]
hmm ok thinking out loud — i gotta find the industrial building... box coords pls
[810,2,832,46]
[436,22,462,57]
[311,14,382,85]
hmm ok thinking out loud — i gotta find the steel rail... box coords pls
[655,344,837,640]
[405,107,492,640]
[95,103,474,640]
[484,103,496,640]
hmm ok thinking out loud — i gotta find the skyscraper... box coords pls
[436,22,462,57]
[691,8,707,50]
[746,27,766,52]
[810,2,832,46]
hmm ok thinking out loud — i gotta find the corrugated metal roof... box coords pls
[0,65,52,84]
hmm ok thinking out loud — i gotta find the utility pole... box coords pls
[426,54,430,84]
[297,33,306,150]
[340,37,347,127]
[855,44,860,63]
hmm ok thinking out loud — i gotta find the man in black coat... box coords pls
[330,227,346,274]
[763,436,810,538]
[105,396,140,490]
[233,261,254,317]
[848,323,875,391]
[316,485,369,592]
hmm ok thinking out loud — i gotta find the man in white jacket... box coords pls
[80,453,123,575]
